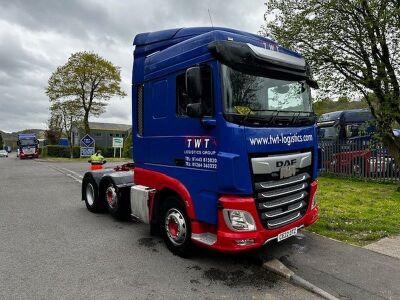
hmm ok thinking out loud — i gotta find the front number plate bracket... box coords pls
[277,227,298,242]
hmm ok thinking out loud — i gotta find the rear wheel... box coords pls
[104,181,130,220]
[83,177,104,213]
[161,197,192,257]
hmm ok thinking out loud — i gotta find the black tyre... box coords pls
[83,177,104,213]
[161,197,192,257]
[103,181,130,220]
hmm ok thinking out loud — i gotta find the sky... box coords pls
[0,0,266,133]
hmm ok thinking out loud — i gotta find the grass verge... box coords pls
[308,176,400,245]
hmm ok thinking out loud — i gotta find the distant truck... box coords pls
[17,133,39,159]
[81,27,319,256]
[317,109,374,142]
[317,109,392,175]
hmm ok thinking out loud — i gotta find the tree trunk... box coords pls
[381,134,400,167]
[83,111,90,134]
[66,130,73,159]
[69,144,74,159]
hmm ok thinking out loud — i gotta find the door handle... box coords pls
[175,158,185,166]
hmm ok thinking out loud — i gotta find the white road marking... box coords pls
[59,167,83,179]
[48,165,82,184]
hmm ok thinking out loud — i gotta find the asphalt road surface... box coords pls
[0,154,320,300]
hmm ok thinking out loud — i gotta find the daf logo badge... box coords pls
[279,165,297,179]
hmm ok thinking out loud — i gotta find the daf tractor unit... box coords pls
[317,109,396,175]
[17,133,39,159]
[81,27,320,256]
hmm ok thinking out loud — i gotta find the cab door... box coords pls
[144,62,220,224]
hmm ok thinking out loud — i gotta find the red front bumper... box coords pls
[20,153,39,159]
[192,180,319,253]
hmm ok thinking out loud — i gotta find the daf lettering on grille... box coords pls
[251,152,312,175]
[276,159,296,168]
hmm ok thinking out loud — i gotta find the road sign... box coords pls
[81,134,95,147]
[80,147,95,157]
[112,137,123,148]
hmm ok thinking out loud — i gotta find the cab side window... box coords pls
[176,73,188,116]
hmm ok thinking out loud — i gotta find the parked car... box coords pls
[0,150,8,157]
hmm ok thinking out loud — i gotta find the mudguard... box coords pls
[98,170,135,189]
[81,169,134,201]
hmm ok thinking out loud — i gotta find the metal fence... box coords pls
[319,139,400,182]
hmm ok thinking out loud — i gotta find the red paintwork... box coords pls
[327,149,371,173]
[167,218,179,237]
[113,163,135,172]
[19,150,39,159]
[90,164,104,171]
[192,180,319,252]
[134,167,196,219]
[134,166,319,252]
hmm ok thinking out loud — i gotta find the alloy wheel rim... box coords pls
[165,208,187,246]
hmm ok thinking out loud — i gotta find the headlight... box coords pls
[223,209,256,231]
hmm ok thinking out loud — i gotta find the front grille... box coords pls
[254,172,311,229]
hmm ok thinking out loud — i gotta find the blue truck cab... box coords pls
[82,27,319,256]
[17,133,39,159]
[317,109,375,142]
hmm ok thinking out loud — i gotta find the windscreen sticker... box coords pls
[249,133,313,146]
[184,137,218,170]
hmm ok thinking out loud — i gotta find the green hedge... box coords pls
[41,145,80,158]
[41,145,130,158]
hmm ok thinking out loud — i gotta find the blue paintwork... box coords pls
[132,27,317,225]
[58,138,69,146]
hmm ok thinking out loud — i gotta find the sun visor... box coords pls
[246,43,306,70]
[208,41,308,81]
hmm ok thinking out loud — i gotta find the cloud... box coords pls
[0,0,265,132]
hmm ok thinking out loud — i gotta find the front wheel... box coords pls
[161,197,192,257]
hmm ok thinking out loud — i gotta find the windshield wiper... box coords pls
[228,110,315,126]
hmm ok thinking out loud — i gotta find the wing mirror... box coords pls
[186,66,203,100]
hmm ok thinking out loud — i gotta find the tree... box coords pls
[46,51,126,134]
[45,128,61,145]
[123,130,132,158]
[0,133,3,149]
[313,97,368,115]
[49,100,83,158]
[46,113,63,145]
[262,0,400,163]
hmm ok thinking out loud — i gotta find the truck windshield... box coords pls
[222,65,313,125]
[20,139,36,146]
[319,126,339,140]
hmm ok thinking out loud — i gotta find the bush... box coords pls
[123,132,133,158]
[95,147,115,158]
[41,145,80,158]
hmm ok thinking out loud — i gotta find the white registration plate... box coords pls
[277,227,298,242]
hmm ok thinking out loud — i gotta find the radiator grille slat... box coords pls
[254,171,311,229]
